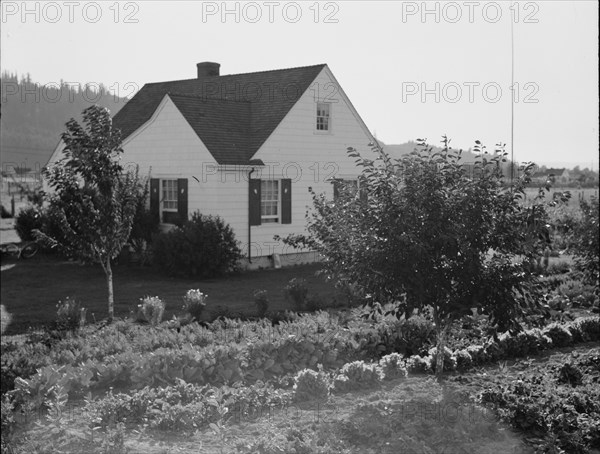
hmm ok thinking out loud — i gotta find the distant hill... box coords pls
[1,72,130,171]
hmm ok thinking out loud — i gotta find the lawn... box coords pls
[0,254,338,334]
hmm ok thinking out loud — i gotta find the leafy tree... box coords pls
[282,138,557,376]
[35,105,139,322]
[570,196,599,290]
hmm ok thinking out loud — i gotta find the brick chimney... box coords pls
[197,62,220,78]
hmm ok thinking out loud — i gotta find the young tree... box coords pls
[282,138,557,377]
[35,105,139,322]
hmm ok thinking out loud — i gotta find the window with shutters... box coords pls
[261,180,279,223]
[150,178,187,226]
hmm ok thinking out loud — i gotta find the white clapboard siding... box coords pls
[58,66,376,258]
[245,66,374,256]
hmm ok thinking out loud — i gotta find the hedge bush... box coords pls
[152,211,242,277]
[15,206,44,242]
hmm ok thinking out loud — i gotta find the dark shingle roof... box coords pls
[113,64,327,165]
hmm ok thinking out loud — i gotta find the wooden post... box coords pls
[10,197,15,217]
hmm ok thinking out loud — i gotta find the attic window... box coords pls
[316,103,330,132]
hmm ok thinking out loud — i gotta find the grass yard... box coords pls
[0,255,337,334]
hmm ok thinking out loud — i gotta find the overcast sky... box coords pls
[2,1,598,169]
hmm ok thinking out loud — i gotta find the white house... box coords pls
[47,62,376,268]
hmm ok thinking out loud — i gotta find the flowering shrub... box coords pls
[56,297,86,330]
[253,290,269,318]
[293,366,330,402]
[378,353,407,380]
[182,289,207,321]
[137,296,165,326]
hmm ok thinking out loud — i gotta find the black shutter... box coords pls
[332,179,340,200]
[177,178,188,224]
[249,179,261,226]
[281,179,292,224]
[150,178,160,223]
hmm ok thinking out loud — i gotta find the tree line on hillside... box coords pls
[0,71,130,170]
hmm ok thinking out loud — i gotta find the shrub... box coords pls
[428,346,457,373]
[465,345,487,366]
[182,289,207,321]
[14,204,64,254]
[253,290,269,318]
[0,204,12,218]
[293,367,330,402]
[543,323,574,347]
[283,278,308,311]
[333,360,383,392]
[1,305,12,334]
[405,355,431,374]
[378,353,407,379]
[15,206,45,241]
[152,211,242,278]
[570,317,600,342]
[136,296,165,326]
[56,297,86,330]
[454,349,474,371]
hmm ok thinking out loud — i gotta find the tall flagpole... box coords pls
[510,17,515,186]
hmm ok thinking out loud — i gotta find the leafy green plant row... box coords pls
[2,308,424,395]
[9,315,600,415]
[478,348,600,453]
[11,332,361,411]
[86,379,292,434]
[407,316,600,374]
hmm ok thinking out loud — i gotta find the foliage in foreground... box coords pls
[479,348,600,453]
[1,311,599,453]
[282,138,568,375]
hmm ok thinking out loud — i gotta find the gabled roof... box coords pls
[113,64,327,165]
[532,168,567,178]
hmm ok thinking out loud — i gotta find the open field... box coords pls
[0,256,337,334]
[523,186,598,209]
